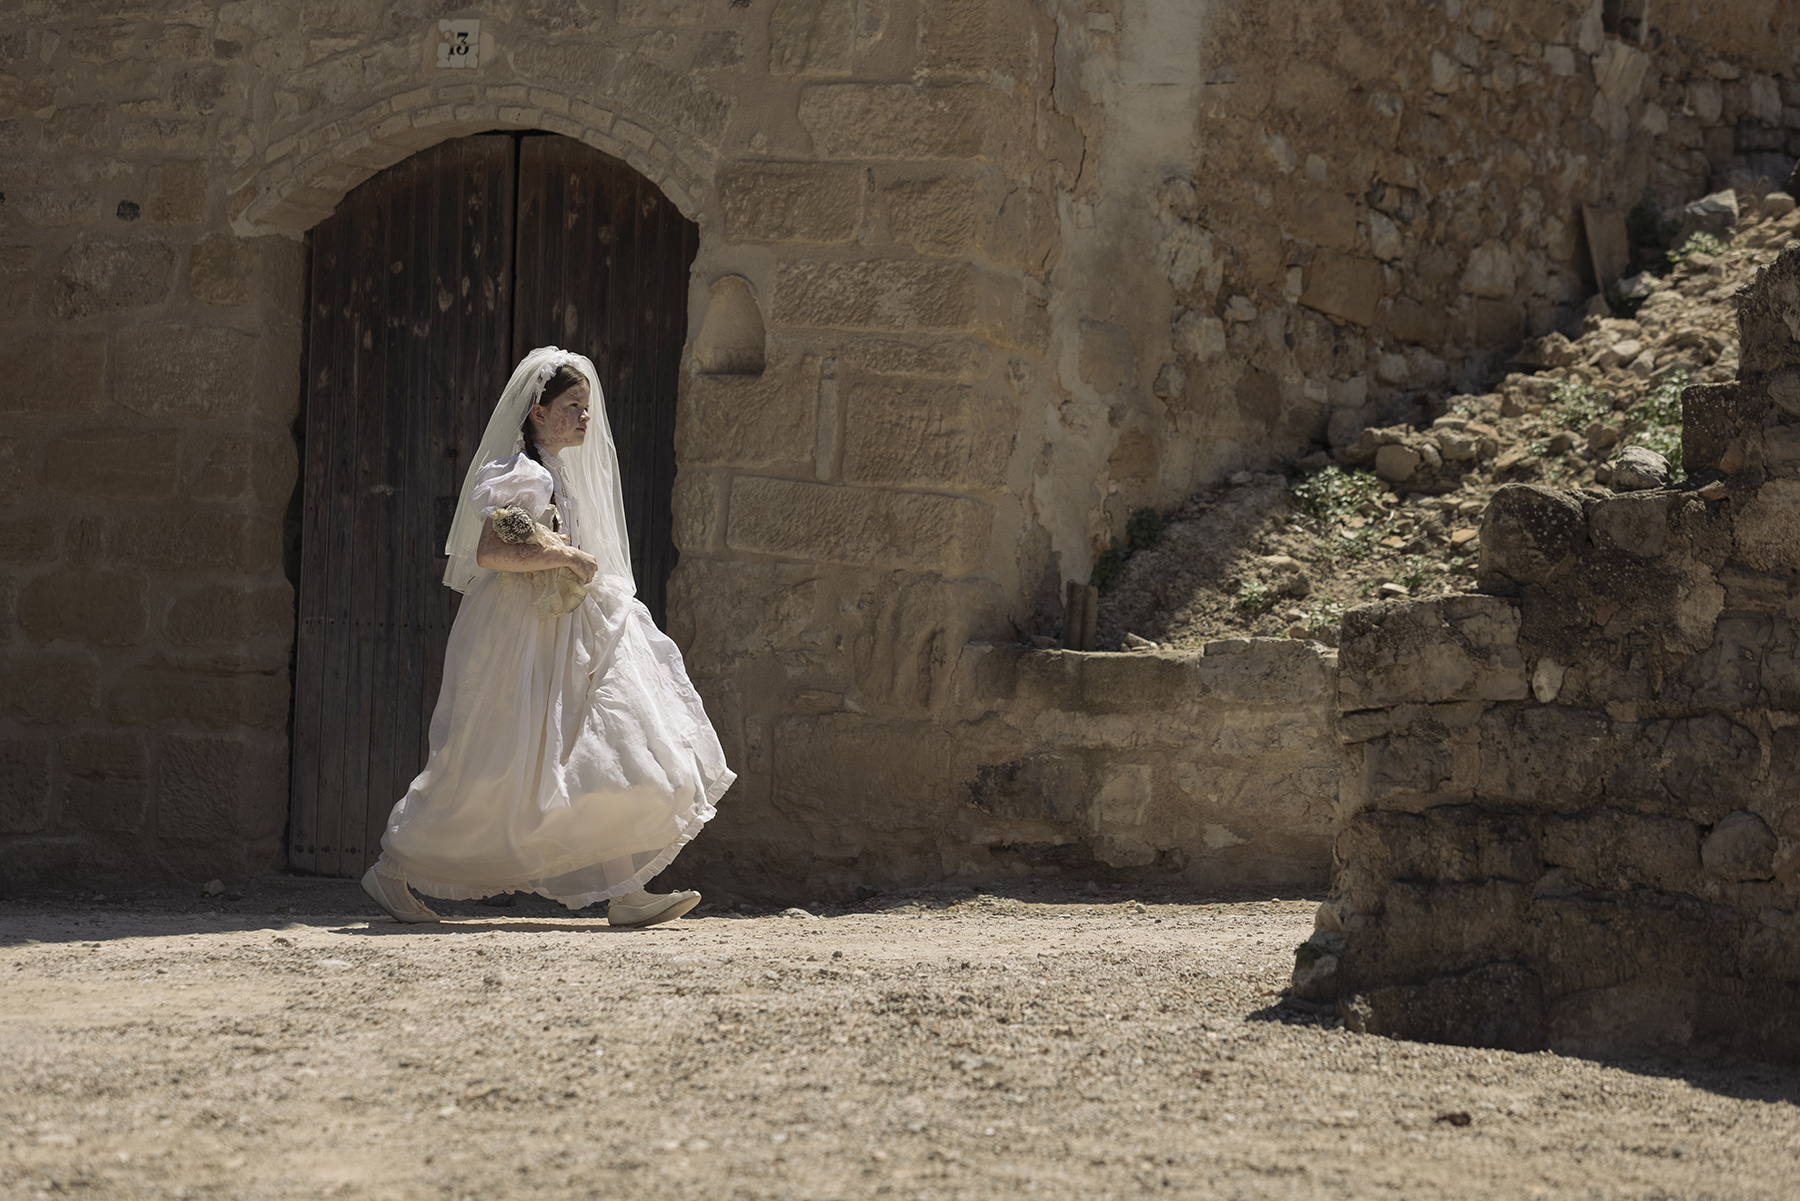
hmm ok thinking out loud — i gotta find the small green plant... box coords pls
[1295,597,1346,637]
[1090,542,1127,594]
[1668,230,1727,265]
[1125,506,1164,550]
[1621,368,1688,478]
[1088,505,1167,596]
[1544,378,1613,431]
[1291,466,1384,524]
[1397,554,1433,592]
[1292,466,1395,565]
[1234,580,1271,613]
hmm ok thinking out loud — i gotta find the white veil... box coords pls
[442,346,636,595]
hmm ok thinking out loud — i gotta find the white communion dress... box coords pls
[380,450,734,908]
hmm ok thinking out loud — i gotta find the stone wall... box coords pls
[0,0,1069,887]
[678,636,1343,896]
[1042,0,1800,601]
[1294,248,1800,1063]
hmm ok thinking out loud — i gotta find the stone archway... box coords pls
[229,84,713,236]
[286,131,699,878]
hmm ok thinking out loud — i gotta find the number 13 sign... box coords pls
[437,19,480,69]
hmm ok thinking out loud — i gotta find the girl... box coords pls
[360,347,734,927]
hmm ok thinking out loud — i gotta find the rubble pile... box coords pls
[1096,187,1800,652]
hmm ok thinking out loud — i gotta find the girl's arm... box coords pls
[475,521,599,583]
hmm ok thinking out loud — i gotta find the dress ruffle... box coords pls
[380,456,734,909]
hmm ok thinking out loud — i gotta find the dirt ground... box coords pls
[3,878,1798,1200]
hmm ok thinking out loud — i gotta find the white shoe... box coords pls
[360,864,441,923]
[608,888,701,928]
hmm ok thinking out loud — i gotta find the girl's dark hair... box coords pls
[521,364,587,466]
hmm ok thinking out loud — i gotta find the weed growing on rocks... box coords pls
[1091,189,1792,651]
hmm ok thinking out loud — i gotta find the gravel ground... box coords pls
[3,878,1798,1199]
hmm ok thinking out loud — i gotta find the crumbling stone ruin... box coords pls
[1295,248,1800,1064]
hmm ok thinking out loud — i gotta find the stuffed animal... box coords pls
[490,504,588,617]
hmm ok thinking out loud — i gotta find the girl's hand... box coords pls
[563,546,600,584]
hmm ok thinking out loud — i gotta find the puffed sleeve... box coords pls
[471,454,555,522]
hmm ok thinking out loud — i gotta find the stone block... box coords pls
[1338,596,1527,711]
[0,650,99,725]
[67,21,137,63]
[1476,706,1617,809]
[838,338,986,380]
[165,583,293,646]
[44,429,179,499]
[1616,715,1763,812]
[962,751,1086,822]
[1733,479,1800,572]
[670,468,723,554]
[720,163,862,244]
[1073,653,1202,715]
[0,332,106,414]
[797,84,1001,160]
[1461,241,1517,298]
[188,233,256,306]
[0,516,57,566]
[157,734,289,840]
[17,191,106,228]
[61,730,148,780]
[774,259,980,331]
[62,777,148,834]
[0,437,24,501]
[886,176,981,256]
[0,245,33,321]
[1286,189,1358,252]
[726,477,990,575]
[1077,321,1136,397]
[1587,493,1672,559]
[1478,484,1588,591]
[144,161,209,224]
[1700,810,1776,881]
[842,378,1009,492]
[1299,251,1383,326]
[109,661,289,731]
[44,102,110,148]
[1354,729,1475,809]
[120,117,208,152]
[1197,638,1335,704]
[52,235,178,318]
[0,739,51,835]
[1340,962,1547,1052]
[115,326,259,420]
[1381,297,1448,345]
[19,570,149,647]
[771,714,950,840]
[1541,810,1699,891]
[192,432,299,505]
[675,356,819,468]
[537,48,732,146]
[1737,251,1800,378]
[115,511,282,571]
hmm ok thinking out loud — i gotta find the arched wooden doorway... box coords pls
[288,132,699,877]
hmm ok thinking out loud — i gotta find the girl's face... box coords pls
[530,381,591,453]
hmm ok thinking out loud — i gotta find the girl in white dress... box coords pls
[360,347,735,927]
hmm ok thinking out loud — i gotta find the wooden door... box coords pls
[512,135,697,627]
[289,133,697,877]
